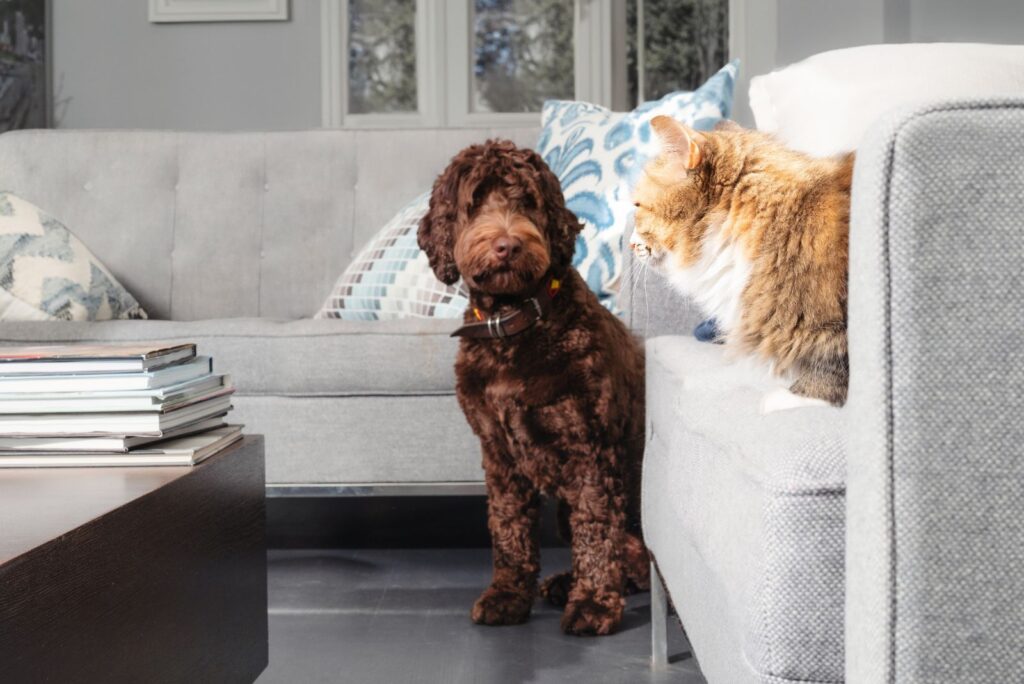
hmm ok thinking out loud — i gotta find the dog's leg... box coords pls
[560,465,628,636]
[540,500,573,607]
[471,451,540,627]
[624,532,651,593]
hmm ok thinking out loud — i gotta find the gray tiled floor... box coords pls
[259,548,706,684]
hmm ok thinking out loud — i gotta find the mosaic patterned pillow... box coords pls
[0,192,147,321]
[316,193,470,320]
[537,60,738,309]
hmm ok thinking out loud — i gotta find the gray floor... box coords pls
[258,548,706,684]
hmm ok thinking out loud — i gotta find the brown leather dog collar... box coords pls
[451,276,563,339]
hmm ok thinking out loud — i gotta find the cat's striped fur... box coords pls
[630,116,853,406]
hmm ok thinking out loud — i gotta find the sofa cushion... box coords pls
[0,192,147,322]
[316,193,470,321]
[749,43,1024,156]
[643,335,846,684]
[0,318,461,397]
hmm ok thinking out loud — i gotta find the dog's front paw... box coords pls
[471,586,533,626]
[539,572,572,607]
[561,591,625,636]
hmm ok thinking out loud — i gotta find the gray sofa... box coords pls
[638,100,1024,683]
[0,126,537,493]
[4,101,1022,682]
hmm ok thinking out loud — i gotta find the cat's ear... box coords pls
[651,115,703,170]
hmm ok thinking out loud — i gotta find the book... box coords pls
[0,425,244,467]
[0,356,212,393]
[0,416,228,452]
[0,375,232,414]
[0,394,232,437]
[0,344,196,375]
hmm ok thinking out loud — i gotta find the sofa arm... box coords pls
[617,234,704,338]
[846,99,1024,683]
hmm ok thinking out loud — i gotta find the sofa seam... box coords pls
[257,136,267,317]
[0,331,459,340]
[168,134,181,319]
[233,392,456,398]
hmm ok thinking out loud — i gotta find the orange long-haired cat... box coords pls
[630,116,853,410]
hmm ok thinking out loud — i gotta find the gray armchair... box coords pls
[638,100,1024,683]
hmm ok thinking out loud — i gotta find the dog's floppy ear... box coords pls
[528,148,581,272]
[417,153,469,285]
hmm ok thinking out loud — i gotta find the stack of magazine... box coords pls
[0,343,242,467]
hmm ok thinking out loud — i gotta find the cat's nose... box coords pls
[492,236,522,262]
[628,229,642,249]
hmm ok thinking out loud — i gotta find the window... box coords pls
[345,0,418,114]
[321,0,733,128]
[628,0,730,103]
[470,0,574,114]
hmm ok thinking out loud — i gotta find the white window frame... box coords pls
[150,0,288,23]
[322,0,749,128]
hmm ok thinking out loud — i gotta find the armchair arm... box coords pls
[846,99,1024,683]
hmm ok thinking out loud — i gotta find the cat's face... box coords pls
[629,116,715,270]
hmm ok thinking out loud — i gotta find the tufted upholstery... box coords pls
[0,126,540,486]
[0,128,539,320]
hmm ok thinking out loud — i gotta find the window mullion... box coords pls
[321,0,342,127]
[575,0,628,109]
[444,1,472,128]
[417,0,445,127]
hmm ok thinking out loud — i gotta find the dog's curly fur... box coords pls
[418,140,648,636]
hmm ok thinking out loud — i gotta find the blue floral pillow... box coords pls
[537,61,738,309]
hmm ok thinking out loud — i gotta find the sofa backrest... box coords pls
[0,127,539,320]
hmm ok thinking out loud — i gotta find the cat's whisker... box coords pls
[643,263,650,333]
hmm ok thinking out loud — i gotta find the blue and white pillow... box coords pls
[0,192,147,321]
[537,61,738,309]
[316,193,470,320]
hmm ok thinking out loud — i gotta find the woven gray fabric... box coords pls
[234,394,480,484]
[847,100,1024,683]
[0,317,477,485]
[0,318,461,396]
[0,128,538,320]
[644,336,845,683]
[618,240,705,338]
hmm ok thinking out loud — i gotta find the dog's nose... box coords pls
[492,236,522,261]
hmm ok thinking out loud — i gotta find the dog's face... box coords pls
[417,141,581,297]
[452,191,550,295]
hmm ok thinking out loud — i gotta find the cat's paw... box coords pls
[760,388,831,414]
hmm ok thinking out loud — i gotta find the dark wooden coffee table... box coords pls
[0,435,268,684]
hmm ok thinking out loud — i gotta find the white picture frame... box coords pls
[149,0,289,23]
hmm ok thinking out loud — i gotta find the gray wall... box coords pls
[732,0,1023,125]
[52,0,1022,131]
[52,0,322,130]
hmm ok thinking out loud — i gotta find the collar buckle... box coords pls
[527,297,543,319]
[487,313,505,339]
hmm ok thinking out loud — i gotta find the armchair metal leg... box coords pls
[650,561,669,670]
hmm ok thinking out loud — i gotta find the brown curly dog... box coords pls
[418,140,649,636]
